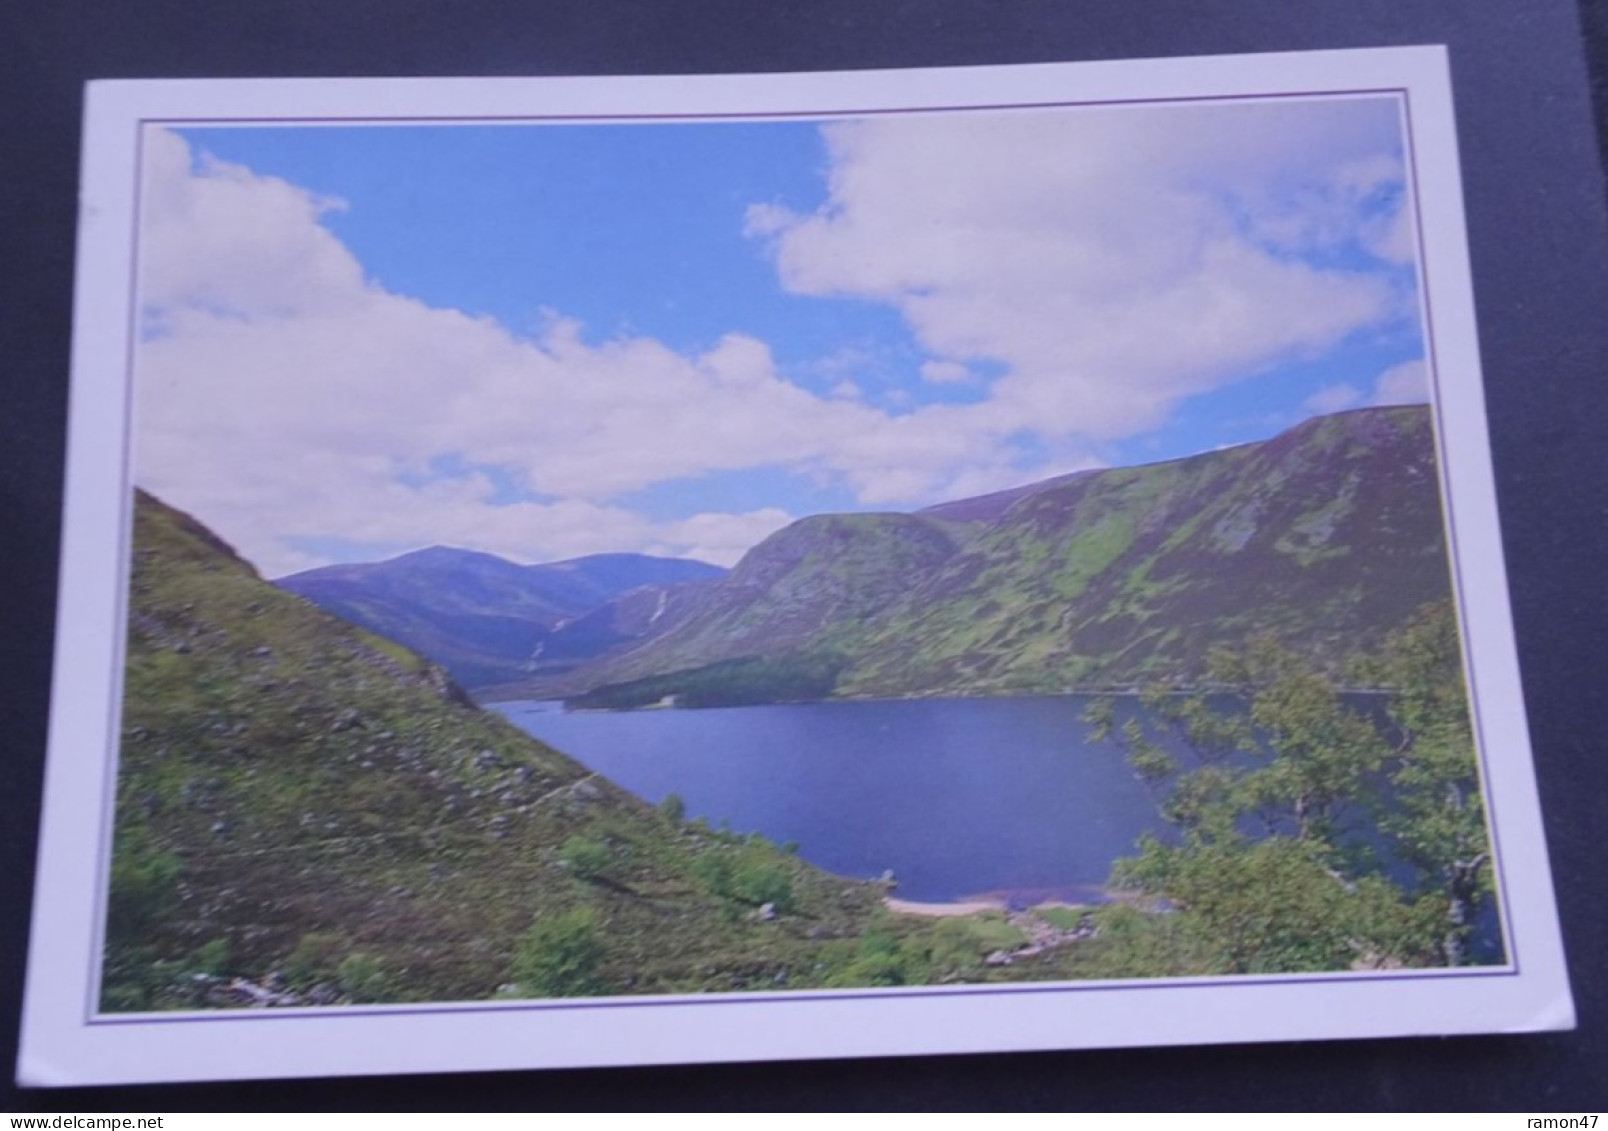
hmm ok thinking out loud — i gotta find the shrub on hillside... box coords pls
[560,835,613,882]
[513,907,606,997]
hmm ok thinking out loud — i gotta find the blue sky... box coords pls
[134,97,1427,575]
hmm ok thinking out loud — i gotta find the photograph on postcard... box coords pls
[99,87,1513,1015]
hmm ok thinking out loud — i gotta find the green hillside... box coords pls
[845,404,1449,695]
[504,405,1451,705]
[105,487,1487,1001]
[106,491,886,1009]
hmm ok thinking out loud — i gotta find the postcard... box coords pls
[18,46,1573,1086]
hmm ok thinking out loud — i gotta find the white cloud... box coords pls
[1371,359,1429,406]
[135,106,1416,575]
[649,508,796,568]
[748,99,1410,441]
[1304,383,1364,415]
[140,129,367,319]
[136,131,996,573]
[1248,153,1413,265]
[919,360,971,384]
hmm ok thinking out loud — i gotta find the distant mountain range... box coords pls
[280,405,1451,705]
[492,405,1452,703]
[277,547,724,689]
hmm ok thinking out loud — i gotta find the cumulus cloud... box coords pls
[135,131,1026,573]
[135,103,1416,575]
[140,129,367,319]
[1304,383,1365,415]
[747,99,1412,441]
[135,133,834,573]
[1295,358,1427,424]
[919,360,971,385]
[1370,359,1430,406]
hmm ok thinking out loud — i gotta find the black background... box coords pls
[3,0,1606,1111]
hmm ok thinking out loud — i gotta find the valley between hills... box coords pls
[280,404,1452,708]
[105,403,1492,1010]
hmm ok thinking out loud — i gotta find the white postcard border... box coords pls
[18,46,1574,1087]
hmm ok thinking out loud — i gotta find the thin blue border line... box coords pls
[136,85,1410,129]
[90,963,1518,1028]
[84,81,1524,1030]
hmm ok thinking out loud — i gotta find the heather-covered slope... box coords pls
[842,404,1450,695]
[546,512,972,693]
[514,405,1450,703]
[107,491,881,1009]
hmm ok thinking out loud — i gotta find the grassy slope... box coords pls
[523,405,1450,704]
[845,405,1449,695]
[111,491,1438,998]
[111,491,887,1008]
[489,511,971,700]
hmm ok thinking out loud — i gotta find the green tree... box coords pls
[730,858,794,911]
[1357,601,1492,963]
[513,907,606,997]
[1112,826,1443,973]
[824,922,929,987]
[1086,602,1490,973]
[560,835,613,882]
[692,846,795,912]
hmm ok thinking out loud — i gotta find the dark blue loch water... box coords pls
[490,695,1166,904]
